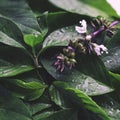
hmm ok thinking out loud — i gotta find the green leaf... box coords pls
[0,86,31,120]
[33,108,78,120]
[0,79,47,101]
[30,103,51,115]
[106,30,120,48]
[53,81,110,120]
[0,65,34,77]
[0,15,24,46]
[43,26,80,48]
[0,0,40,34]
[102,46,120,73]
[49,0,108,17]
[109,72,120,82]
[24,34,43,48]
[0,31,25,49]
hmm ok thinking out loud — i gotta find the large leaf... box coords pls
[0,64,34,77]
[41,47,114,96]
[0,0,40,34]
[0,79,47,101]
[0,86,31,120]
[53,81,110,120]
[49,0,108,17]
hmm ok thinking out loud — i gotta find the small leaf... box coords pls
[24,34,43,48]
[0,65,34,77]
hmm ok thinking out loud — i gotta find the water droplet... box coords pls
[60,29,65,33]
[110,101,114,105]
[82,79,89,88]
[106,60,112,63]
[115,53,118,56]
[109,110,113,115]
[76,84,81,89]
[116,109,120,113]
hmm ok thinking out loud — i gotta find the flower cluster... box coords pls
[53,46,76,72]
[53,17,119,72]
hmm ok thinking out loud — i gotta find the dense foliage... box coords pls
[0,0,120,120]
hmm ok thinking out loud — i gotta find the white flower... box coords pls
[75,20,87,34]
[92,43,108,56]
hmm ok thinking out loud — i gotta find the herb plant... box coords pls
[0,0,120,120]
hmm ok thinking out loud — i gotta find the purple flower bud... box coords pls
[109,20,119,28]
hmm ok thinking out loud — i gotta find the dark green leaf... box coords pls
[94,95,120,120]
[30,103,51,115]
[0,31,25,49]
[53,81,110,120]
[33,108,78,120]
[0,0,40,34]
[102,46,120,73]
[0,15,24,46]
[0,86,31,120]
[1,79,47,101]
[41,47,114,96]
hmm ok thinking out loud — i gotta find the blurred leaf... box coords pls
[53,81,110,120]
[80,0,119,18]
[0,0,40,34]
[24,34,43,48]
[0,64,34,77]
[49,0,108,17]
[0,86,31,120]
